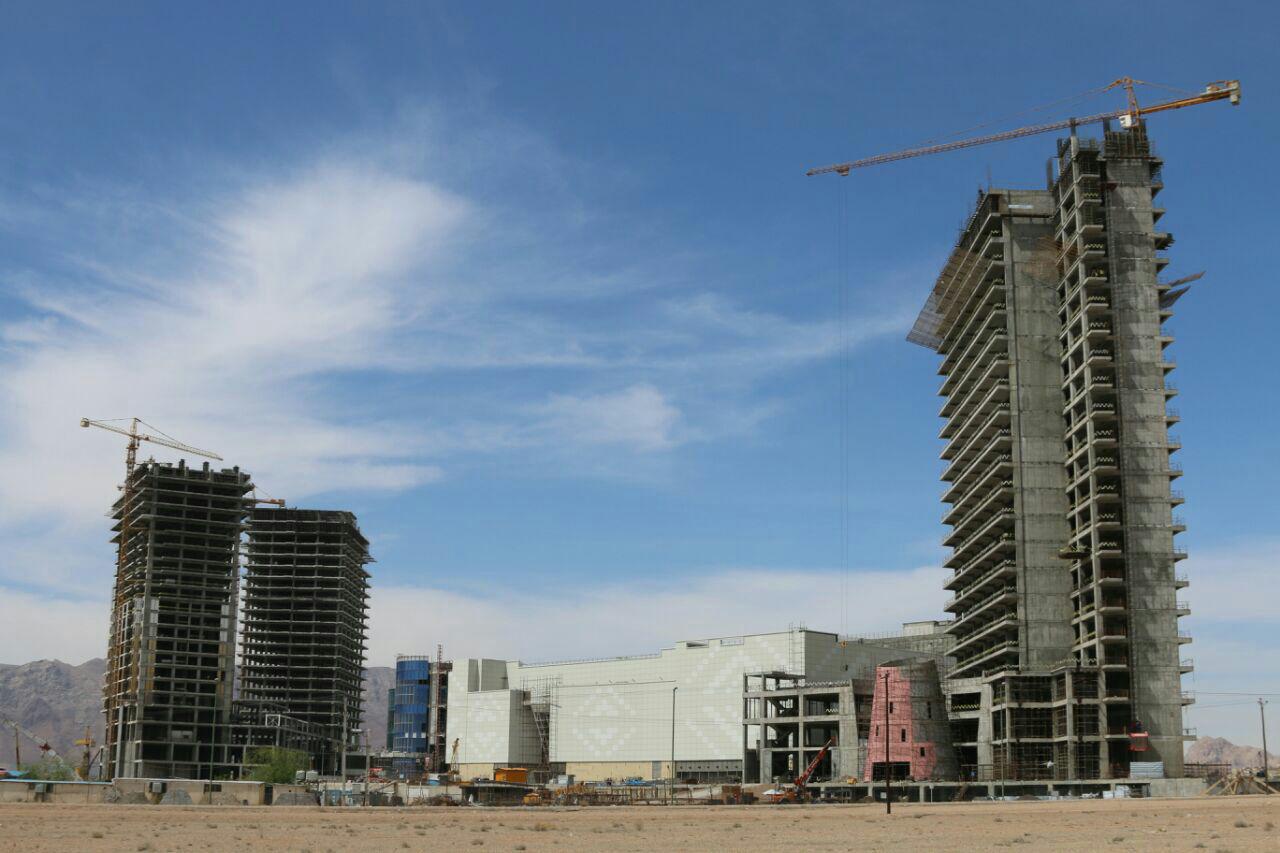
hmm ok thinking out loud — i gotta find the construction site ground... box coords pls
[1,796,1279,851]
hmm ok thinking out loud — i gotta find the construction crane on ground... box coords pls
[764,736,836,803]
[807,77,1240,176]
[3,716,59,768]
[74,726,103,781]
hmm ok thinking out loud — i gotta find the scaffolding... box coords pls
[521,675,561,776]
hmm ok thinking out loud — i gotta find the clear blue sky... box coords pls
[0,2,1276,744]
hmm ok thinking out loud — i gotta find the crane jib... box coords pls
[806,79,1239,176]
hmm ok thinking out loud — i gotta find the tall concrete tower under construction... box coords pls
[102,460,253,780]
[915,123,1191,780]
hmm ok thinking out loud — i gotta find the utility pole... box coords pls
[361,729,370,807]
[1260,699,1270,785]
[340,697,348,800]
[670,686,678,805]
[883,671,891,815]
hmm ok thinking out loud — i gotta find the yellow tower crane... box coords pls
[807,77,1240,176]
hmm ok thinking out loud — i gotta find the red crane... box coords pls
[766,736,836,803]
[795,736,836,795]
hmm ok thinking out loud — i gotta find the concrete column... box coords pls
[1103,132,1184,777]
[1005,195,1075,671]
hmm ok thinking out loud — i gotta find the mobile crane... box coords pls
[764,737,836,803]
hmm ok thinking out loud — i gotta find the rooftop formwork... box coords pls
[239,509,371,775]
[102,459,253,780]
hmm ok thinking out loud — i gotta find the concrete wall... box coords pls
[564,761,663,782]
[446,688,540,766]
[1103,137,1185,776]
[1004,193,1076,670]
[0,779,112,804]
[0,778,273,805]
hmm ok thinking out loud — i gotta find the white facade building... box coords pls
[446,628,946,782]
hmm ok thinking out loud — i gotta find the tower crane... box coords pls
[80,417,222,778]
[251,490,287,508]
[807,77,1240,176]
[74,726,104,780]
[3,716,60,767]
[79,416,223,599]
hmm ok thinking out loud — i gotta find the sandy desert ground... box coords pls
[1,796,1278,852]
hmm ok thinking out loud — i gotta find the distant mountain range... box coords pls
[0,658,394,766]
[1185,735,1278,770]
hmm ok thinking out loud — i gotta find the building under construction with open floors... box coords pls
[239,509,372,775]
[102,460,253,780]
[911,123,1192,781]
[445,626,951,785]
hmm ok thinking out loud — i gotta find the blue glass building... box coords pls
[392,655,433,754]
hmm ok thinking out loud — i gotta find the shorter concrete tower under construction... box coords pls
[239,509,372,774]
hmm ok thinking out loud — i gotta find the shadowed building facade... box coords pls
[239,509,372,774]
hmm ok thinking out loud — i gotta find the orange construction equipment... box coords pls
[495,767,529,785]
[764,737,836,803]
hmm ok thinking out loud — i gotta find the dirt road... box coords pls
[1,796,1277,851]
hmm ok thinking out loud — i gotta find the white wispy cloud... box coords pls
[366,564,948,665]
[532,384,683,451]
[0,106,911,627]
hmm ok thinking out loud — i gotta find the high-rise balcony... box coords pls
[951,618,1020,661]
[941,452,1011,504]
[939,330,1008,397]
[946,534,1016,589]
[1085,320,1113,340]
[951,638,1019,679]
[943,463,1011,521]
[941,403,1009,462]
[944,559,1016,611]
[944,487,1013,547]
[950,510,1016,566]
[1088,401,1117,422]
[943,437,1011,493]
[949,586,1018,637]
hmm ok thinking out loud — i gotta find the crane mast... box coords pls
[807,78,1240,176]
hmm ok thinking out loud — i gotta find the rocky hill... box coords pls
[1185,735,1278,770]
[0,658,105,764]
[1,659,394,767]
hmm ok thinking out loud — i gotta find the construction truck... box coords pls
[763,737,835,804]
